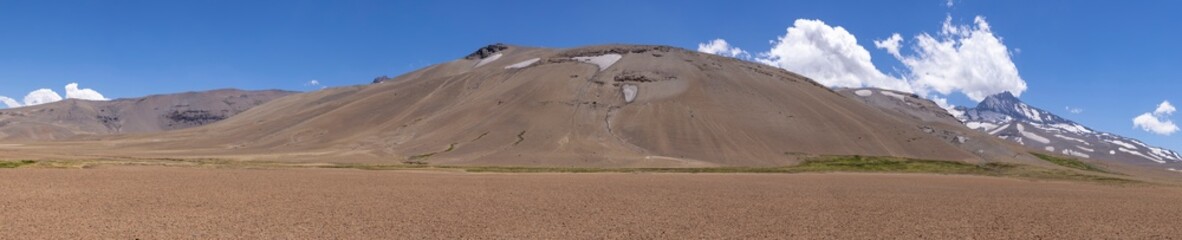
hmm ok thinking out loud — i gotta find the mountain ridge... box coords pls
[0,43,1173,181]
[957,92,1182,168]
[2,43,1026,167]
[0,88,295,141]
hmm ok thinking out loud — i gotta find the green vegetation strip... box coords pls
[791,156,1000,174]
[331,156,1135,184]
[452,156,1001,174]
[0,160,36,168]
[1031,152,1108,173]
[2,156,1136,184]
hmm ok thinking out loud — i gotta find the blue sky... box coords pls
[0,0,1178,150]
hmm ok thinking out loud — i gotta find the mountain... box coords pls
[27,44,1044,167]
[0,89,295,141]
[956,92,1182,168]
[837,88,1035,164]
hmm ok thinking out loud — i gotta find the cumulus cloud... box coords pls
[946,0,954,7]
[65,83,106,101]
[702,15,1025,103]
[753,19,913,92]
[699,15,1027,107]
[879,16,1027,102]
[1066,106,1084,114]
[1155,101,1176,115]
[0,96,19,108]
[0,83,107,109]
[23,89,63,106]
[697,39,750,58]
[1133,101,1178,136]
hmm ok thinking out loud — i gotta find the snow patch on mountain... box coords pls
[880,91,907,101]
[1150,147,1181,160]
[1016,104,1043,122]
[622,84,638,103]
[988,123,1010,135]
[1053,134,1089,146]
[1120,147,1164,163]
[1062,149,1090,158]
[474,53,503,68]
[1051,123,1093,134]
[1107,140,1137,150]
[966,122,997,131]
[573,54,622,71]
[1017,124,1051,144]
[504,58,540,69]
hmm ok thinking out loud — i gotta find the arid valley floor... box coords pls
[3,166,1182,239]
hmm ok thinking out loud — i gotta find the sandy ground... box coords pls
[2,167,1181,239]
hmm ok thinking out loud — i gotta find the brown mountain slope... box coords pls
[28,44,1018,167]
[0,89,294,141]
[835,88,1046,166]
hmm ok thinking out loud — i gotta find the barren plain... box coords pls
[3,167,1181,239]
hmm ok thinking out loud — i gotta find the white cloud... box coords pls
[0,96,20,108]
[873,33,903,58]
[697,39,749,58]
[879,16,1027,102]
[64,83,106,101]
[946,0,954,7]
[0,83,108,109]
[1155,101,1175,115]
[23,89,63,106]
[1134,114,1177,135]
[753,19,913,92]
[1133,101,1178,136]
[1066,106,1084,114]
[698,15,1026,106]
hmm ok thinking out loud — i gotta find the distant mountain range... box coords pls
[0,89,294,141]
[956,92,1182,167]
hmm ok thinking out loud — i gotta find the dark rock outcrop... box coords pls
[464,43,510,60]
[165,110,227,126]
[372,75,393,84]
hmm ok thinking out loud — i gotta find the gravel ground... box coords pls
[2,167,1181,239]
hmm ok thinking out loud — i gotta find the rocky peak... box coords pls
[960,91,1076,126]
[959,91,1180,165]
[464,43,509,60]
[977,91,1022,111]
[372,75,393,84]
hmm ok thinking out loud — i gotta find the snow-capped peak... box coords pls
[960,92,1182,166]
[974,92,1071,125]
